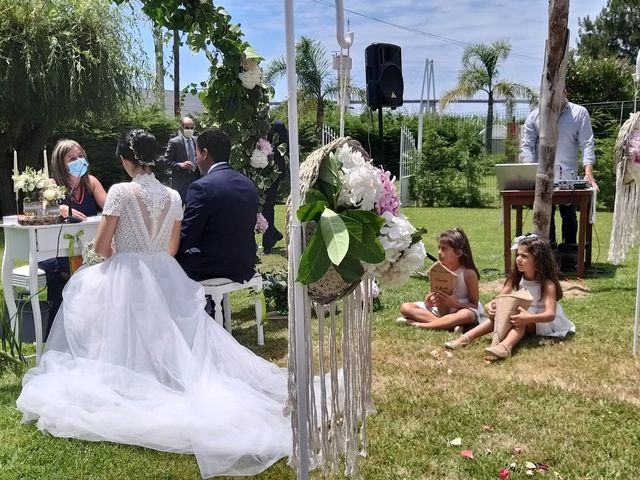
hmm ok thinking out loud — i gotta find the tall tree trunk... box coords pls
[485,91,494,153]
[153,25,165,110]
[533,0,570,240]
[315,99,324,144]
[173,30,180,118]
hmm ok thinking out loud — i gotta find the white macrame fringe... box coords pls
[287,274,374,478]
[608,164,640,264]
[609,112,640,264]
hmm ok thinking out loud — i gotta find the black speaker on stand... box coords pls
[365,43,404,168]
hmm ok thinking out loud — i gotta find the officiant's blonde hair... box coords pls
[51,138,90,194]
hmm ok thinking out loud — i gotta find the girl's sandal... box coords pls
[484,342,512,359]
[444,334,472,350]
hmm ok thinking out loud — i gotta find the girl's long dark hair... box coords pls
[509,236,562,301]
[438,228,479,279]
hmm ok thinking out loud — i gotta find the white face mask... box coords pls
[182,128,195,139]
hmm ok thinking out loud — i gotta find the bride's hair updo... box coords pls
[116,129,159,167]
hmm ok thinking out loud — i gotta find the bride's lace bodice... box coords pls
[102,174,183,253]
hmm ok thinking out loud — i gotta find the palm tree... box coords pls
[440,40,537,153]
[265,37,338,143]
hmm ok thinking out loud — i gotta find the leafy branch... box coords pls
[295,153,385,285]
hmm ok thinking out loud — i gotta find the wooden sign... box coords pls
[427,261,457,295]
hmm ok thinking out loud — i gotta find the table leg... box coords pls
[28,256,43,360]
[503,198,512,274]
[1,247,18,333]
[586,213,593,268]
[516,206,523,236]
[576,196,587,279]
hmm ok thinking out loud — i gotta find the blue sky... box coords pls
[139,0,608,115]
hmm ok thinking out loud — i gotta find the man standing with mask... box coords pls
[165,116,200,203]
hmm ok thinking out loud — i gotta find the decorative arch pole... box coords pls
[283,0,311,478]
[334,0,354,137]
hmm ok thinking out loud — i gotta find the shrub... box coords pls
[593,132,617,211]
[410,116,493,207]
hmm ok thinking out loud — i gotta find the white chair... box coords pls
[11,265,47,295]
[200,272,265,346]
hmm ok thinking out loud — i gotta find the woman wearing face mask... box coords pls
[39,139,107,335]
[49,139,107,220]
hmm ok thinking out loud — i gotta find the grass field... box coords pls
[1,205,639,479]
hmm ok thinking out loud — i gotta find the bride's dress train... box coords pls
[16,174,291,477]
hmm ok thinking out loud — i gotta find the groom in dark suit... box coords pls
[165,116,200,203]
[177,129,258,283]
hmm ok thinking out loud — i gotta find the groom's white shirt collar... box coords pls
[207,162,228,174]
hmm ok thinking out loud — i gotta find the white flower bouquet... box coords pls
[296,141,426,289]
[81,239,104,267]
[11,167,48,198]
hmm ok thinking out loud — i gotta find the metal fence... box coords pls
[321,124,339,146]
[399,125,418,206]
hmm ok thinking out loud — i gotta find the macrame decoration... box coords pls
[286,137,425,476]
[608,112,640,264]
[285,137,376,478]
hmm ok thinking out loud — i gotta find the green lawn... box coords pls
[1,205,640,479]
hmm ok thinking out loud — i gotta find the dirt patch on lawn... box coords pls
[480,279,590,299]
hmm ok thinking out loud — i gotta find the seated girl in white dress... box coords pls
[444,235,575,359]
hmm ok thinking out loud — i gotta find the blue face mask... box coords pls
[67,157,88,177]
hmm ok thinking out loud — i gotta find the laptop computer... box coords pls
[495,163,538,190]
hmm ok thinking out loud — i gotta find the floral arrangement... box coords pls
[238,52,263,90]
[296,143,426,288]
[81,239,103,267]
[12,167,66,222]
[11,167,48,198]
[241,131,287,211]
[255,212,269,234]
[250,138,273,169]
[262,270,288,314]
[42,184,67,202]
[629,129,640,165]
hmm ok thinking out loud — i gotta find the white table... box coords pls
[1,216,101,359]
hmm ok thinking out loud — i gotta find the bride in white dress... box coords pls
[16,130,291,478]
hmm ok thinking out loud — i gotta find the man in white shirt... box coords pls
[520,93,599,246]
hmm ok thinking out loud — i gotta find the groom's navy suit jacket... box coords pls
[177,163,258,283]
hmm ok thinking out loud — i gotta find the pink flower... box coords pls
[256,138,273,155]
[255,212,269,234]
[375,168,400,216]
[498,468,510,479]
[629,130,640,165]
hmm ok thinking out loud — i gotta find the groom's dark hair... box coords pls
[197,129,231,164]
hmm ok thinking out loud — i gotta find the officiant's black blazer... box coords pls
[177,163,258,283]
[164,133,200,203]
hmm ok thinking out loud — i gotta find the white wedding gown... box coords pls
[16,174,292,478]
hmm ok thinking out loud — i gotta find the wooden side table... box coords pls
[500,189,593,278]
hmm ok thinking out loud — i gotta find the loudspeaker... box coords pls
[365,43,404,109]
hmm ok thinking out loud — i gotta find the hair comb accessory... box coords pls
[128,133,140,162]
[510,233,537,251]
